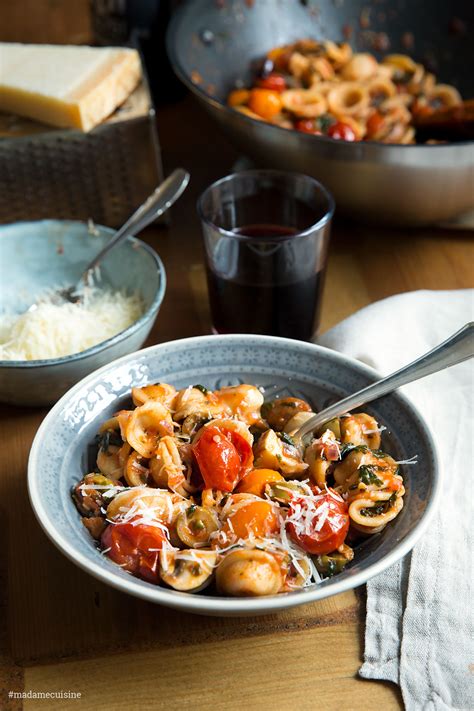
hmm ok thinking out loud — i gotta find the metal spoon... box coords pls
[293,322,474,441]
[57,168,190,304]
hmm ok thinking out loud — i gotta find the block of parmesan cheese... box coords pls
[0,43,142,131]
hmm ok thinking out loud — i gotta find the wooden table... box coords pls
[1,0,473,700]
[1,95,472,711]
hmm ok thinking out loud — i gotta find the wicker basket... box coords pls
[0,82,164,228]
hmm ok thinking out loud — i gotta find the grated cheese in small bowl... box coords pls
[0,287,144,361]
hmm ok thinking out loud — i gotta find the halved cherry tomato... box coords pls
[101,521,166,583]
[286,489,349,555]
[257,73,287,92]
[295,119,322,135]
[222,500,280,540]
[366,110,385,139]
[327,121,357,141]
[236,468,284,497]
[248,88,282,119]
[192,425,253,492]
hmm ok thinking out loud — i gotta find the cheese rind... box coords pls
[0,43,142,131]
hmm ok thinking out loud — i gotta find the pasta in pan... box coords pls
[72,384,413,596]
[227,39,462,143]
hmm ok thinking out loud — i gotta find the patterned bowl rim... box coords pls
[0,220,167,368]
[28,334,442,615]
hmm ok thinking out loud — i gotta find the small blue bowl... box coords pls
[0,220,166,406]
[28,334,440,616]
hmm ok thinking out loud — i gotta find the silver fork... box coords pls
[292,322,474,442]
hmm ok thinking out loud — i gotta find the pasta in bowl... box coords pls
[28,335,440,615]
[73,383,409,596]
[227,39,463,144]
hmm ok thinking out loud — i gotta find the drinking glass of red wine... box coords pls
[197,170,334,340]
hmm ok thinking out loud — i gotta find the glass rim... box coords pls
[196,169,335,243]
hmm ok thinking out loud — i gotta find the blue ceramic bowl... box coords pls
[0,220,166,406]
[28,335,440,616]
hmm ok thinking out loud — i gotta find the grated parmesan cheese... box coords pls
[0,287,143,361]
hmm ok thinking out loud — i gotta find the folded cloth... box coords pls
[316,289,474,711]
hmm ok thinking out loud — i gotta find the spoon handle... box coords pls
[80,168,190,279]
[295,322,474,439]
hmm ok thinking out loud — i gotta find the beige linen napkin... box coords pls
[316,289,474,710]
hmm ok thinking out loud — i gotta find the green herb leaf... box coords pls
[358,465,383,487]
[371,449,388,458]
[95,429,123,452]
[318,113,336,133]
[360,492,397,517]
[339,443,368,459]
[278,431,296,448]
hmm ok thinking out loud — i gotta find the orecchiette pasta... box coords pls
[227,39,463,143]
[73,383,411,596]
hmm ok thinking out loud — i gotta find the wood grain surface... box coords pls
[0,3,473,710]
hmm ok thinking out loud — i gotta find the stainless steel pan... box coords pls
[167,0,474,225]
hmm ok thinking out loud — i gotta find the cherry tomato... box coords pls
[286,489,349,555]
[192,425,254,492]
[295,119,323,135]
[366,110,385,139]
[101,521,166,583]
[227,89,250,107]
[222,500,280,540]
[327,121,357,141]
[236,468,284,497]
[256,73,287,92]
[248,88,282,120]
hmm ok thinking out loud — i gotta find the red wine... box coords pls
[234,223,299,238]
[206,222,325,340]
[207,269,324,339]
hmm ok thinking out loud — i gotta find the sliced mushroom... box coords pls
[159,549,217,592]
[284,410,316,435]
[265,480,309,504]
[253,429,308,478]
[262,397,312,431]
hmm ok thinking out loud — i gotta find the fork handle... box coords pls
[295,322,474,439]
